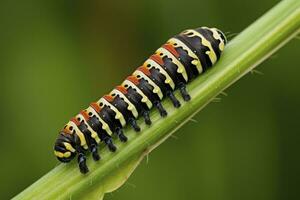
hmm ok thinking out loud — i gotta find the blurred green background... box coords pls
[0,0,299,199]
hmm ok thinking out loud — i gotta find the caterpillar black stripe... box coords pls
[54,27,227,174]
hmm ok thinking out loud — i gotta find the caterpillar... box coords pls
[54,27,227,173]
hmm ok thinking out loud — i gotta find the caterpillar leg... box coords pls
[115,127,127,142]
[103,135,117,152]
[166,91,181,108]
[142,110,151,125]
[154,101,167,117]
[128,118,141,132]
[78,153,89,174]
[90,144,100,161]
[178,83,191,101]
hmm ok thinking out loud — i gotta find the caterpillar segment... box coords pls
[144,58,176,89]
[167,38,203,74]
[81,108,117,153]
[111,86,151,125]
[126,75,168,117]
[74,115,101,160]
[54,27,227,173]
[138,65,181,108]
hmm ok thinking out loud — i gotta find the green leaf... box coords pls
[12,0,300,199]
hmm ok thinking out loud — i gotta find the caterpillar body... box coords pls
[54,27,227,173]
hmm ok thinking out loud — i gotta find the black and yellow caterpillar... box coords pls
[54,27,227,173]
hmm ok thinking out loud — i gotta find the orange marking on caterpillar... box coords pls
[150,54,164,65]
[62,126,71,134]
[103,95,114,102]
[71,117,81,126]
[138,66,151,76]
[116,86,128,94]
[90,102,101,113]
[163,43,179,58]
[80,110,90,121]
[126,75,140,85]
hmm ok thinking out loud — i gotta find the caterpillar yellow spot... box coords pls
[54,151,71,158]
[63,142,76,152]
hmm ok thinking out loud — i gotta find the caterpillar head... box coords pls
[212,28,227,49]
[54,128,77,163]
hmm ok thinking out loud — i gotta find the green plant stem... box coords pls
[13,0,300,199]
